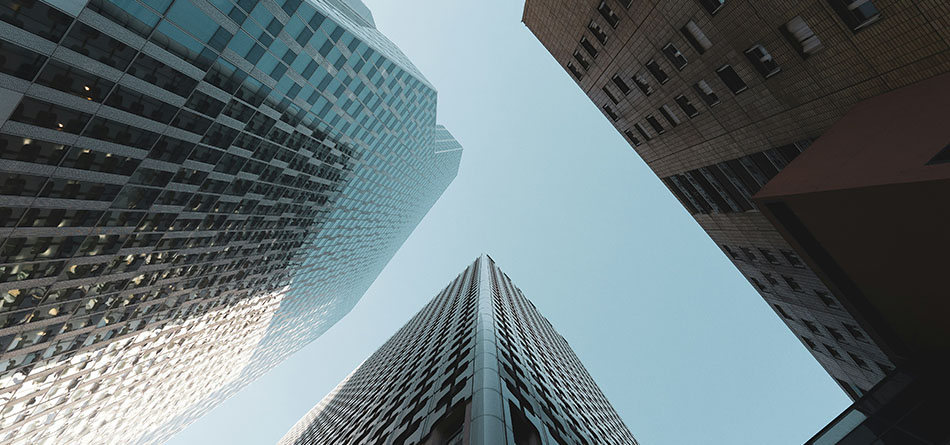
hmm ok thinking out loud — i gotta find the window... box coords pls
[672,95,699,118]
[816,291,838,308]
[573,51,590,70]
[598,1,620,28]
[849,353,871,370]
[802,320,821,335]
[762,272,778,285]
[781,250,805,268]
[774,304,792,319]
[745,44,781,78]
[0,40,48,81]
[602,86,619,104]
[693,80,720,106]
[612,75,631,95]
[623,130,641,146]
[659,105,680,127]
[633,123,652,141]
[802,336,819,350]
[844,323,868,342]
[645,59,669,84]
[588,21,608,45]
[759,248,779,264]
[580,36,598,58]
[662,43,688,70]
[825,344,843,359]
[722,244,740,259]
[696,0,725,15]
[741,247,757,262]
[783,16,824,57]
[926,144,950,166]
[783,275,803,292]
[827,326,846,342]
[681,21,712,54]
[633,73,653,95]
[602,104,619,121]
[828,0,881,32]
[645,114,664,134]
[716,64,747,94]
[750,277,766,291]
[615,0,632,7]
[566,62,584,80]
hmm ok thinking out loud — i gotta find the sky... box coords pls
[167,1,851,444]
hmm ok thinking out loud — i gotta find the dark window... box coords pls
[774,304,792,319]
[104,85,178,124]
[681,21,712,54]
[674,94,700,117]
[184,91,225,117]
[745,44,781,78]
[598,1,620,28]
[0,134,67,166]
[566,62,584,80]
[662,43,688,70]
[815,291,838,308]
[716,65,747,94]
[802,336,819,350]
[580,37,598,58]
[762,272,778,285]
[658,105,680,127]
[9,97,92,134]
[572,51,590,70]
[844,323,868,342]
[646,59,669,84]
[693,80,720,106]
[722,244,740,259]
[611,75,631,95]
[615,0,632,7]
[696,0,725,15]
[623,130,640,147]
[61,23,137,70]
[128,53,198,98]
[926,144,950,165]
[588,21,608,45]
[633,73,653,95]
[60,147,140,176]
[0,40,47,81]
[602,104,619,121]
[784,275,803,292]
[633,123,651,141]
[803,321,820,335]
[827,326,846,342]
[849,353,871,370]
[780,250,804,268]
[602,86,619,104]
[645,114,664,134]
[825,344,843,359]
[759,249,779,265]
[782,16,824,58]
[741,247,756,262]
[0,0,72,42]
[828,0,881,32]
[35,59,114,102]
[169,109,212,135]
[83,117,159,149]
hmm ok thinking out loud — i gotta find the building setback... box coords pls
[280,255,638,445]
[0,0,461,443]
[522,0,950,401]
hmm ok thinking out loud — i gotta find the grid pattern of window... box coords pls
[280,256,638,445]
[0,0,460,443]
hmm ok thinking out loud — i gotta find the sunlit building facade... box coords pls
[0,0,461,443]
[280,255,637,445]
[523,0,950,401]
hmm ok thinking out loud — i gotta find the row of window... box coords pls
[565,0,629,80]
[660,141,809,215]
[722,244,805,269]
[698,0,881,33]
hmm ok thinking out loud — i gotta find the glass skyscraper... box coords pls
[0,0,460,443]
[280,255,638,445]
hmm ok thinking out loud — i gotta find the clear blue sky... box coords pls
[167,1,850,443]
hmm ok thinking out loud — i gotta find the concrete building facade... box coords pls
[280,255,637,445]
[0,0,460,443]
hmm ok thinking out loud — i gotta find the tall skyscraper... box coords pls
[280,255,638,445]
[522,0,950,402]
[0,0,461,443]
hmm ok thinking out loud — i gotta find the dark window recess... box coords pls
[696,0,725,15]
[762,272,778,285]
[659,105,680,127]
[722,244,741,259]
[844,323,868,342]
[62,23,137,70]
[782,16,824,58]
[745,44,781,78]
[816,291,838,308]
[716,65,747,94]
[926,144,950,165]
[681,21,712,54]
[662,43,688,70]
[849,353,871,370]
[602,105,619,121]
[825,344,843,359]
[662,177,698,214]
[615,0,632,8]
[580,37,598,58]
[611,75,631,95]
[0,40,48,81]
[83,117,159,150]
[104,85,178,124]
[828,0,881,32]
[781,250,805,268]
[623,130,641,147]
[9,97,91,133]
[0,134,67,166]
[598,1,620,28]
[35,59,114,102]
[633,123,652,141]
[645,115,664,134]
[602,86,620,104]
[128,53,198,98]
[588,21,608,45]
[783,275,803,292]
[741,247,757,262]
[645,59,669,84]
[568,61,585,79]
[802,337,819,350]
[633,74,653,95]
[750,277,767,291]
[759,249,779,264]
[693,80,719,106]
[573,51,591,71]
[828,326,847,342]
[774,304,793,319]
[675,94,700,117]
[0,0,72,42]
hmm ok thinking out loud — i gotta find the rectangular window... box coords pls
[662,43,688,70]
[844,323,868,342]
[645,114,664,134]
[573,51,590,70]
[828,0,881,32]
[602,104,619,121]
[659,105,680,127]
[598,1,620,28]
[849,353,871,370]
[588,21,608,45]
[566,62,584,80]
[623,130,641,146]
[774,304,793,319]
[751,277,767,291]
[745,44,781,78]
[762,272,778,285]
[825,344,843,359]
[816,291,838,308]
[693,80,720,106]
[781,250,805,268]
[580,36,598,58]
[602,86,619,104]
[616,0,632,7]
[634,73,653,95]
[759,249,779,265]
[783,16,824,58]
[716,64,747,94]
[783,275,803,291]
[803,320,821,335]
[674,95,700,118]
[612,75,631,95]
[681,21,712,54]
[634,122,652,141]
[802,336,819,350]
[696,0,725,15]
[722,244,740,259]
[827,326,846,342]
[741,247,756,262]
[646,59,669,84]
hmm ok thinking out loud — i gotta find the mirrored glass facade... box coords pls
[281,255,638,445]
[0,0,461,442]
